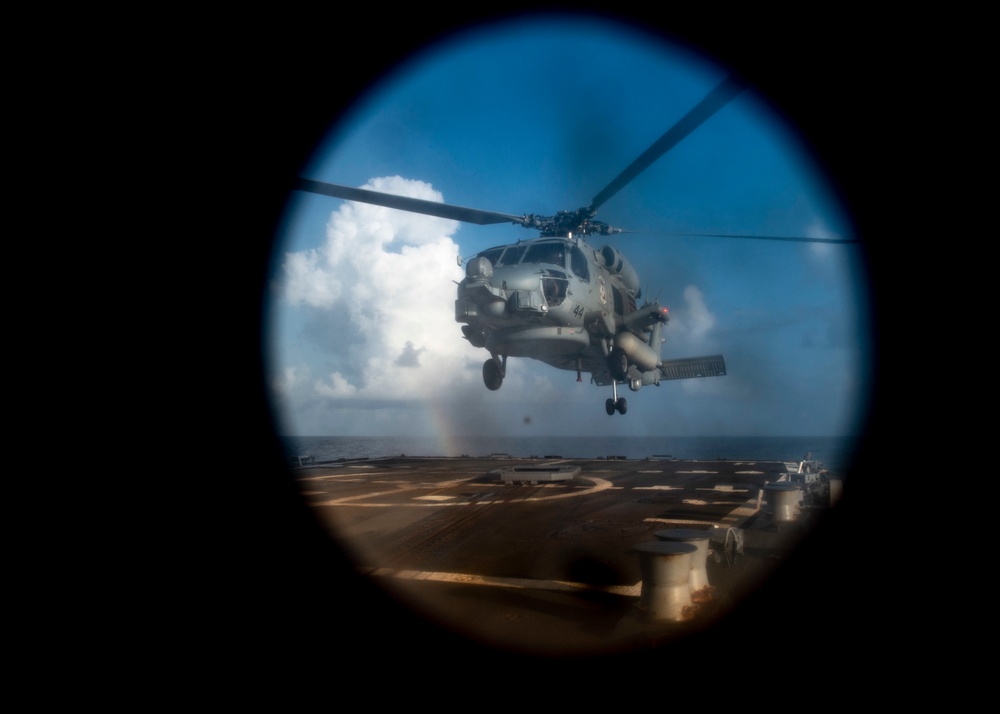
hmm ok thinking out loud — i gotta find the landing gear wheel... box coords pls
[616,397,628,414]
[605,398,616,415]
[483,359,503,391]
[608,346,629,382]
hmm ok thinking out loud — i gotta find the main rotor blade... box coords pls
[626,230,859,244]
[296,178,526,226]
[589,74,746,213]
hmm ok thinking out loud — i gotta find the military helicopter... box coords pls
[294,75,830,415]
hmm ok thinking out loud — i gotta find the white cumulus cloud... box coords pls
[277,177,481,407]
[315,372,360,398]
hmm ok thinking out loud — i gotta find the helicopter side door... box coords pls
[582,254,616,338]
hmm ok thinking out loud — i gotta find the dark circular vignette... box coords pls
[225,7,895,677]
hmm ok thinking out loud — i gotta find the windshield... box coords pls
[522,242,566,267]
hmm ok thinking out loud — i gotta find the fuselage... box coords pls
[455,236,645,375]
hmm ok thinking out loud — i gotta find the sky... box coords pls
[262,14,872,442]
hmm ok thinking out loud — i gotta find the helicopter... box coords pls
[294,74,829,415]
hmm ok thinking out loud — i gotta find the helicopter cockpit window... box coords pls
[542,269,568,307]
[571,246,589,281]
[522,242,566,267]
[495,244,527,266]
[479,247,506,266]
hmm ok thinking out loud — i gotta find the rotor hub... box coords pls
[524,208,621,237]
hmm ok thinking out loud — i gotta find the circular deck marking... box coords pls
[313,475,613,507]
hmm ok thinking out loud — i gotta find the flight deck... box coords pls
[290,452,841,659]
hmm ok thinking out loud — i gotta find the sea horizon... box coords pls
[279,434,858,476]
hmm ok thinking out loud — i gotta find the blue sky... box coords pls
[262,14,872,441]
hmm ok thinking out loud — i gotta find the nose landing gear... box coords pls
[483,354,507,391]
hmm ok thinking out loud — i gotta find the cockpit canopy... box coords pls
[476,240,589,281]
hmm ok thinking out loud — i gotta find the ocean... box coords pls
[279,434,857,476]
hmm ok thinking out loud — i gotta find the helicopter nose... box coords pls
[466,256,493,280]
[457,264,506,322]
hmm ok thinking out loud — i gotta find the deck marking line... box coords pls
[362,567,640,597]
